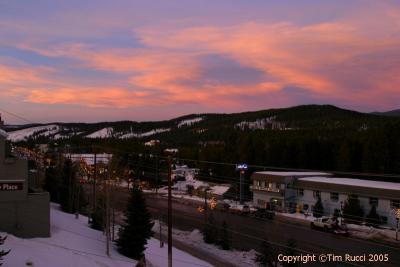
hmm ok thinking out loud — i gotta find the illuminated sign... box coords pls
[0,182,23,191]
[236,163,248,171]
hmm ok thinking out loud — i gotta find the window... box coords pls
[280,184,285,190]
[380,216,388,224]
[390,200,400,209]
[297,188,304,197]
[313,190,320,199]
[330,192,339,202]
[369,197,378,206]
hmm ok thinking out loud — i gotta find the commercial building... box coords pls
[0,118,50,237]
[251,171,400,228]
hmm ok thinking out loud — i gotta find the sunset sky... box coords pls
[0,0,399,123]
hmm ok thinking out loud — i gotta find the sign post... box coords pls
[236,163,248,204]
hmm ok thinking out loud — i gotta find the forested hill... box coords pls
[5,105,400,175]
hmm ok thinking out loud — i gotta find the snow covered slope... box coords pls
[1,203,213,267]
[7,124,60,142]
[86,127,114,138]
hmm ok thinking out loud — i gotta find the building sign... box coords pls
[236,163,248,171]
[0,182,23,191]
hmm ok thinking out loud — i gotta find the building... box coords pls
[251,171,400,228]
[250,171,332,211]
[0,119,50,237]
[295,177,400,228]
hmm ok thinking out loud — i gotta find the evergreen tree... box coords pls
[0,235,10,266]
[203,213,218,244]
[59,159,77,213]
[256,237,276,267]
[366,205,381,227]
[283,238,299,267]
[117,185,154,260]
[218,220,231,250]
[343,195,364,224]
[44,165,61,203]
[90,194,105,231]
[312,196,324,218]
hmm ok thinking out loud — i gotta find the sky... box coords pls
[0,0,399,123]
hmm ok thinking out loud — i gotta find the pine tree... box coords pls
[59,159,77,213]
[0,235,10,266]
[256,237,275,267]
[366,205,380,227]
[343,195,364,224]
[90,194,105,231]
[116,185,154,260]
[312,196,324,218]
[218,220,231,250]
[203,213,218,244]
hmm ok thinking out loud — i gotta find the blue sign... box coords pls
[236,163,248,170]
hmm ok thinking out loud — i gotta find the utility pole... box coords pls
[167,155,172,267]
[204,188,208,223]
[159,215,164,248]
[75,178,81,219]
[92,152,97,222]
[155,155,159,194]
[105,180,110,256]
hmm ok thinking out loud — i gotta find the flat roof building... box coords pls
[251,171,400,228]
[0,118,50,237]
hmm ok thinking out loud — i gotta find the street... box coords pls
[144,194,400,267]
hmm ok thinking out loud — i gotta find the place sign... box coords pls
[0,182,23,191]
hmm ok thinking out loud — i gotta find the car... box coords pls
[310,216,335,231]
[254,208,275,220]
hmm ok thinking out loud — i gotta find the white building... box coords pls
[251,172,400,228]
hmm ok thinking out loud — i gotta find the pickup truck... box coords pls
[310,216,335,231]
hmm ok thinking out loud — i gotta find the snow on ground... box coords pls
[7,124,60,142]
[177,117,203,128]
[346,224,399,243]
[121,128,171,139]
[153,221,258,267]
[86,127,114,138]
[210,185,230,196]
[1,203,215,267]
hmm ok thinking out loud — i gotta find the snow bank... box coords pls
[1,203,214,267]
[153,221,258,267]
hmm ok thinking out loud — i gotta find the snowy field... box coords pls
[1,203,213,267]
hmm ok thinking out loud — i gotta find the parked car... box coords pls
[310,216,335,231]
[253,208,275,220]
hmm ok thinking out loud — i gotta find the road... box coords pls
[144,194,400,267]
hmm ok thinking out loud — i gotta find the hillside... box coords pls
[4,105,399,143]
